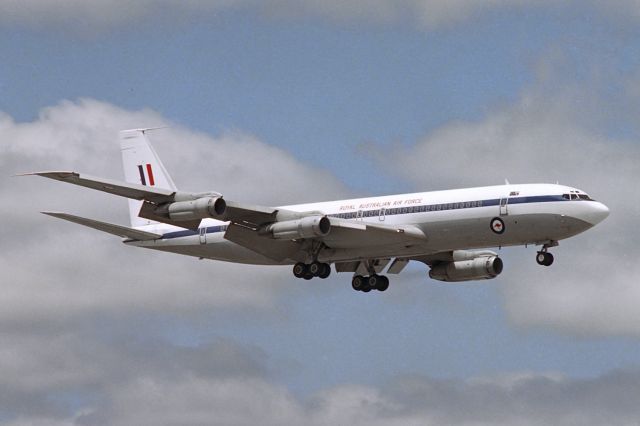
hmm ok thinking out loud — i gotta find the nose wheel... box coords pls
[536,251,554,266]
[536,241,557,267]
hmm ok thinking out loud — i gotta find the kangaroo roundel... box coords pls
[490,217,505,234]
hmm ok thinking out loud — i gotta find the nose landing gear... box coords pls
[536,251,554,266]
[536,241,557,266]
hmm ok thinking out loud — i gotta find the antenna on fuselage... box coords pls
[504,178,510,185]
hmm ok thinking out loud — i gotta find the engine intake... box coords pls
[261,215,331,240]
[155,196,227,222]
[429,256,503,282]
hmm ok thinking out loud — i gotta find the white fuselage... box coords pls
[127,183,609,265]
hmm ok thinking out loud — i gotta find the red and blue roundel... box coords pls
[490,217,505,234]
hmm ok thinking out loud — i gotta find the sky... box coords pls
[2,1,640,424]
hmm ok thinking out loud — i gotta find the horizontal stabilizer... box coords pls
[41,212,161,241]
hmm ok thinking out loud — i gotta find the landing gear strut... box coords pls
[536,242,557,266]
[351,274,389,292]
[293,262,331,280]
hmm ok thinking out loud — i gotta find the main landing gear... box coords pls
[536,241,557,266]
[351,274,390,293]
[293,262,331,280]
[293,258,391,293]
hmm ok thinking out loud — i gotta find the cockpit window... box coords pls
[563,193,595,201]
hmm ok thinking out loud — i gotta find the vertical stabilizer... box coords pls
[120,129,177,228]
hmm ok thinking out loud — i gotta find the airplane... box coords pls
[23,129,610,293]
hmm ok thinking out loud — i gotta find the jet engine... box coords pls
[261,215,331,240]
[154,196,227,222]
[429,256,503,282]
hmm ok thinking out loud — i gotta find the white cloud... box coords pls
[0,98,350,323]
[5,0,639,32]
[0,0,243,32]
[2,96,640,426]
[367,75,640,336]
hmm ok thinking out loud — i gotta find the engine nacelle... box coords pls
[262,215,331,240]
[429,256,503,282]
[155,196,227,222]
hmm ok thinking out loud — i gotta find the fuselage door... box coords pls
[379,207,386,221]
[199,226,207,244]
[499,197,509,216]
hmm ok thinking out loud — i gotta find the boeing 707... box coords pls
[24,129,610,293]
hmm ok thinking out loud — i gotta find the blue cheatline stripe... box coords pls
[508,195,566,205]
[160,194,570,240]
[163,225,229,240]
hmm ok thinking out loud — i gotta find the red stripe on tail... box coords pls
[146,163,155,186]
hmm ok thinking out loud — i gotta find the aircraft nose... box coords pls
[584,202,610,226]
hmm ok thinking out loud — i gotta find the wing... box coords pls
[24,171,282,230]
[323,218,427,248]
[223,215,428,262]
[21,171,176,204]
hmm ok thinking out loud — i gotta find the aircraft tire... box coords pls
[536,252,554,266]
[293,262,307,278]
[318,263,331,279]
[309,261,323,276]
[377,276,390,292]
[367,275,379,289]
[352,275,365,291]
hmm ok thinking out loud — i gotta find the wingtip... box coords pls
[41,211,66,217]
[14,171,77,178]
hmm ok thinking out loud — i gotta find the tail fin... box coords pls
[120,129,176,228]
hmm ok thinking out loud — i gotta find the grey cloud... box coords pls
[4,320,640,425]
[7,323,634,426]
[5,0,636,33]
[26,360,640,425]
[0,329,272,423]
